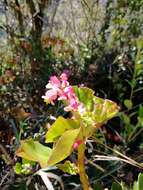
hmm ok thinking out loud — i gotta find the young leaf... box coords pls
[45,116,79,143]
[58,160,78,175]
[16,139,51,168]
[47,128,80,166]
[124,99,133,109]
[14,163,22,174]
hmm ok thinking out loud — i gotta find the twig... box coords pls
[0,143,13,165]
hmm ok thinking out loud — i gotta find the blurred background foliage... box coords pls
[0,0,143,189]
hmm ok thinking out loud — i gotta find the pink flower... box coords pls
[46,76,61,89]
[63,69,71,77]
[58,91,68,100]
[73,139,83,150]
[70,98,78,109]
[42,72,85,113]
[78,103,86,115]
[60,73,69,88]
[64,86,74,94]
[42,89,58,105]
[46,82,53,89]
[64,105,73,112]
[60,73,68,81]
[50,76,61,87]
[64,98,78,111]
[61,80,69,88]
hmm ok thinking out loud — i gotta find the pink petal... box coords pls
[78,103,86,115]
[46,90,57,99]
[64,105,73,112]
[58,94,68,100]
[60,73,68,81]
[64,98,78,111]
[64,86,74,94]
[73,142,79,150]
[46,82,53,89]
[61,80,69,88]
[42,89,58,105]
[69,98,78,108]
[73,139,83,150]
[63,70,71,77]
[50,76,61,87]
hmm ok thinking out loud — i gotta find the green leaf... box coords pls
[14,159,36,175]
[14,163,22,174]
[124,99,133,109]
[136,37,143,50]
[111,182,122,190]
[92,98,119,123]
[58,160,78,175]
[16,139,51,168]
[47,128,80,166]
[45,116,79,143]
[120,181,127,190]
[74,87,119,126]
[133,181,138,190]
[73,86,94,111]
[22,158,35,166]
[138,173,143,190]
[122,113,130,125]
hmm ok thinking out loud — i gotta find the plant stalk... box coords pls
[78,142,92,190]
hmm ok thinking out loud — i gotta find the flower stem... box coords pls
[78,142,92,190]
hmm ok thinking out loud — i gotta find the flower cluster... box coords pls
[42,73,84,112]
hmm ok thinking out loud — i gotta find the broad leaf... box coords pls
[92,98,119,124]
[74,86,94,111]
[74,86,119,126]
[73,87,119,138]
[45,116,79,143]
[47,128,80,166]
[16,139,51,168]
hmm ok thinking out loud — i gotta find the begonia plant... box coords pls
[16,72,119,190]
